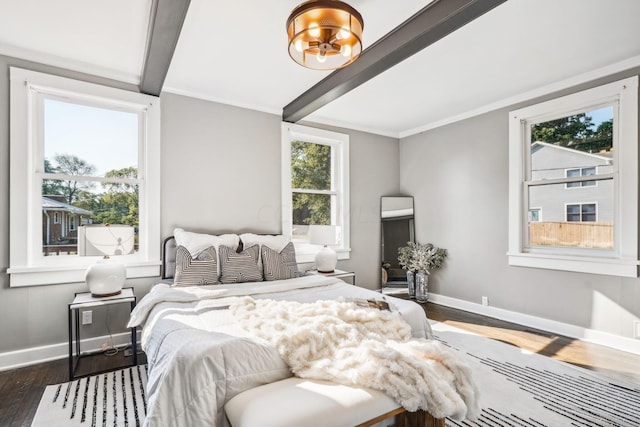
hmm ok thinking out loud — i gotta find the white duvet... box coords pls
[128,275,432,427]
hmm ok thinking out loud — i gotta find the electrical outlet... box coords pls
[634,321,640,340]
[82,310,92,325]
[481,296,489,306]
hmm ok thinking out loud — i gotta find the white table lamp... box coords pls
[78,224,135,297]
[309,225,338,273]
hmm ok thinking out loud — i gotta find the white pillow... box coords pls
[173,228,240,276]
[240,233,291,253]
[239,233,292,275]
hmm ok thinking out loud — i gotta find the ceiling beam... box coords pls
[139,0,191,96]
[282,0,508,123]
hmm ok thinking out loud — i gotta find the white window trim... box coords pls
[8,67,161,286]
[508,76,638,277]
[281,122,351,264]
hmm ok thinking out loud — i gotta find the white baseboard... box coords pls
[429,293,640,356]
[0,331,138,372]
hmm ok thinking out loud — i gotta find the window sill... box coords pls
[295,247,351,264]
[507,252,639,277]
[8,261,161,287]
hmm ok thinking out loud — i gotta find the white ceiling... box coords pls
[1,0,639,138]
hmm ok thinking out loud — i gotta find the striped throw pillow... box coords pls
[173,245,219,286]
[262,242,300,281]
[219,244,263,284]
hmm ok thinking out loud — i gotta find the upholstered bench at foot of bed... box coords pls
[224,377,445,427]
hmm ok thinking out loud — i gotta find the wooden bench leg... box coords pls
[396,409,445,427]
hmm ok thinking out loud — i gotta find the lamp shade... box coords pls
[309,225,338,273]
[78,225,134,297]
[287,0,364,70]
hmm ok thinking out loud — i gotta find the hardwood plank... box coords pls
[424,302,640,383]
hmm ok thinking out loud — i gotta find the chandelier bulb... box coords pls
[340,43,352,57]
[337,26,351,40]
[309,23,320,37]
[295,39,309,53]
[317,51,327,63]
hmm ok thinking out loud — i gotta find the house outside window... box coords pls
[508,76,638,277]
[281,123,350,263]
[8,68,161,286]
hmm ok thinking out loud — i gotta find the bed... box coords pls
[128,230,477,427]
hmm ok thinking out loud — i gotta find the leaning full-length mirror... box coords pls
[381,196,415,288]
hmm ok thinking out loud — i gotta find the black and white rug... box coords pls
[32,365,147,427]
[431,322,640,427]
[33,325,640,427]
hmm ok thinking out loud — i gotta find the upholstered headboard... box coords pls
[161,231,280,280]
[162,236,178,279]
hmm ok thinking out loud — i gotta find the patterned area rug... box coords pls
[32,365,147,427]
[432,322,640,427]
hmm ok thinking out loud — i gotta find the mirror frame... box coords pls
[380,196,415,288]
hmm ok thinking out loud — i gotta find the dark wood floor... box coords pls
[2,303,639,426]
[0,348,146,427]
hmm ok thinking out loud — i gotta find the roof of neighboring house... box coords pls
[531,141,613,162]
[42,196,93,216]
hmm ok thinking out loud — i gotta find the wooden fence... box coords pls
[529,221,613,249]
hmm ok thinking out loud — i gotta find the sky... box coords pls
[587,105,613,129]
[44,99,138,177]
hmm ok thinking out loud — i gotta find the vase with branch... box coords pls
[397,242,447,302]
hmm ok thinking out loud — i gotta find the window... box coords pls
[8,68,161,286]
[566,203,596,222]
[528,208,541,222]
[508,76,638,277]
[281,123,350,263]
[566,167,596,188]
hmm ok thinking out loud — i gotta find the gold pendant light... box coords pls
[287,0,364,70]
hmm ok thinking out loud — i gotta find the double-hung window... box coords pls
[281,123,350,263]
[9,68,161,286]
[508,76,638,277]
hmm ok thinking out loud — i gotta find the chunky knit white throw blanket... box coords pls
[230,297,479,421]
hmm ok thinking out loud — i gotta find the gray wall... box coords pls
[400,70,640,340]
[160,95,400,289]
[0,57,399,358]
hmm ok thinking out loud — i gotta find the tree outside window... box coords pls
[291,140,332,228]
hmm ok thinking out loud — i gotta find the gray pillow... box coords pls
[262,242,300,281]
[173,245,219,286]
[219,244,263,284]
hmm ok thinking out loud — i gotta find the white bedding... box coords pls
[128,275,432,427]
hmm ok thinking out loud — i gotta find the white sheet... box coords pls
[129,275,432,427]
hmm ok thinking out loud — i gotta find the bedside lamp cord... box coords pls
[104,306,118,357]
